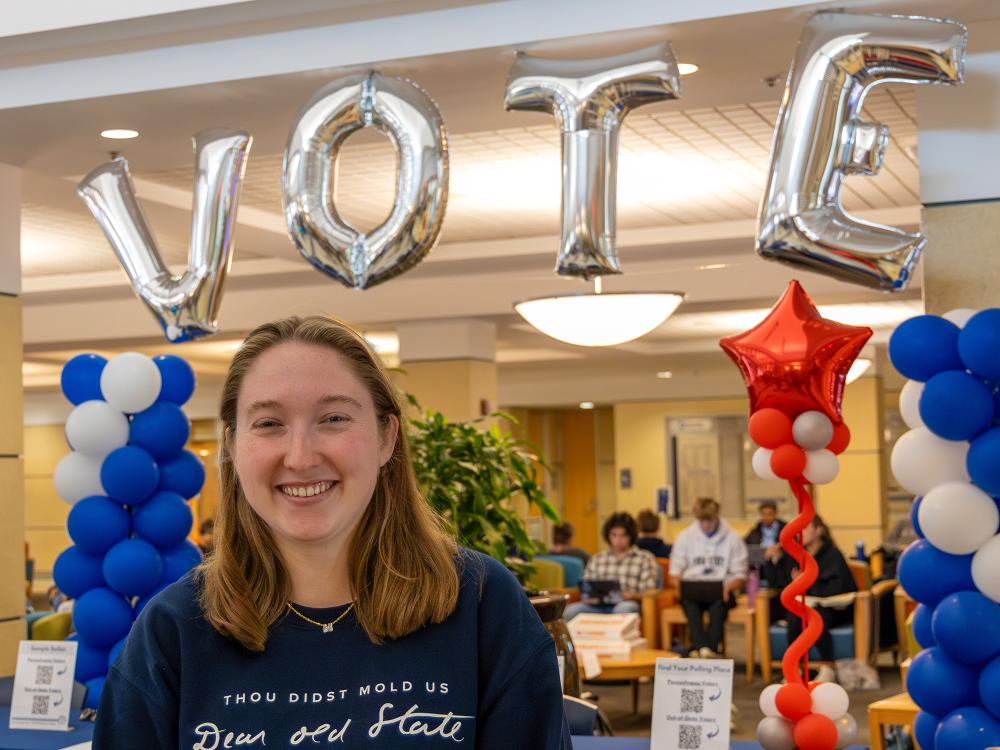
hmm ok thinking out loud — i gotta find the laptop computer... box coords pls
[680,580,725,604]
[579,578,624,606]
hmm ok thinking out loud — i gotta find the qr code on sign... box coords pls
[31,695,49,715]
[679,723,701,749]
[680,687,703,713]
[35,665,53,685]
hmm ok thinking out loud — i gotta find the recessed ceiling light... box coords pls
[656,371,673,379]
[697,263,729,271]
[101,129,139,140]
[579,401,595,410]
[678,63,699,76]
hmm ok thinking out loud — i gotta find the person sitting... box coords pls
[636,509,671,558]
[744,500,786,598]
[669,497,748,658]
[549,522,590,565]
[564,513,658,621]
[775,515,856,683]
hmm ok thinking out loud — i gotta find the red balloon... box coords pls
[775,682,812,721]
[827,422,851,455]
[771,444,807,480]
[749,408,793,448]
[793,713,838,750]
[720,280,872,423]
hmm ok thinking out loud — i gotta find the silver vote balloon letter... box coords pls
[77,129,252,343]
[758,12,966,291]
[283,72,448,290]
[504,43,681,279]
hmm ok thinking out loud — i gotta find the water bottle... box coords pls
[855,540,866,562]
[746,568,760,608]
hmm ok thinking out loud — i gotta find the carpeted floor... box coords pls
[582,628,906,745]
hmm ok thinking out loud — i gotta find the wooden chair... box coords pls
[868,693,920,750]
[894,585,918,660]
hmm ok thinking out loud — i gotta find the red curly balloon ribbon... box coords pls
[779,477,825,685]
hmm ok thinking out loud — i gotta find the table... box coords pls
[570,738,869,749]
[867,692,919,750]
[0,708,93,750]
[588,649,679,714]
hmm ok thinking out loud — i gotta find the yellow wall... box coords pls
[394,359,497,423]
[24,425,71,590]
[1,296,24,673]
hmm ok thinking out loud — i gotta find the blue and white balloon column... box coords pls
[889,309,1000,750]
[53,352,205,710]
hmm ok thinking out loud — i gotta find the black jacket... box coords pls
[744,520,786,547]
[772,538,857,598]
[637,536,671,559]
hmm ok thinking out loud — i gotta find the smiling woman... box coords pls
[93,316,571,750]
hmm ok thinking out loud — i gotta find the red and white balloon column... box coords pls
[721,281,871,750]
[53,352,205,709]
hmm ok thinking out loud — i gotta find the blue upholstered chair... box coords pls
[536,554,585,589]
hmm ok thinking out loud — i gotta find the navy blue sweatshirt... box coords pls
[94,550,572,749]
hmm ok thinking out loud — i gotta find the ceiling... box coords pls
[11,0,1000,418]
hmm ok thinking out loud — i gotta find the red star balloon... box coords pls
[720,280,872,422]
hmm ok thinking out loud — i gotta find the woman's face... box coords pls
[802,521,819,547]
[232,341,398,551]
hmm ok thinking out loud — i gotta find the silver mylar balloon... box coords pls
[283,72,448,290]
[756,716,796,750]
[758,12,966,291]
[834,712,858,749]
[505,43,680,279]
[77,129,252,343]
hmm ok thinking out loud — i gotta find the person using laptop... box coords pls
[668,497,749,658]
[564,512,658,621]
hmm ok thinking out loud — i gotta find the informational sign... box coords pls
[656,487,670,515]
[650,657,733,750]
[10,640,78,731]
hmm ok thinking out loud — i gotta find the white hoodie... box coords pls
[668,519,748,583]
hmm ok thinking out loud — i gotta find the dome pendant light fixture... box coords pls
[514,277,685,347]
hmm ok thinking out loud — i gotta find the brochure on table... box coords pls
[9,640,78,731]
[651,657,733,750]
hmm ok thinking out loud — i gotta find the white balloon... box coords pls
[64,400,129,458]
[834,713,858,749]
[943,308,977,328]
[756,716,796,750]
[793,410,834,450]
[919,481,1000,555]
[899,380,925,430]
[972,534,1000,604]
[804,449,840,485]
[753,448,778,481]
[53,451,104,504]
[811,682,850,719]
[759,683,782,717]
[100,352,162,414]
[890,427,970,497]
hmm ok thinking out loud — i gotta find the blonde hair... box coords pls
[199,316,459,651]
[692,497,720,520]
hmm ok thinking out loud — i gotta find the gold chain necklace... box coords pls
[286,601,355,633]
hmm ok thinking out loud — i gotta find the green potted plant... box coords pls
[404,395,581,696]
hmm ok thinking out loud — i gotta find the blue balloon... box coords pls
[912,497,925,539]
[959,309,1000,381]
[53,546,105,600]
[107,637,127,670]
[981,653,1000,720]
[914,711,940,750]
[101,446,159,505]
[913,603,937,649]
[67,496,129,556]
[75,641,110,683]
[969,427,1000,497]
[133,583,168,620]
[898,539,976,607]
[936,706,1000,750]
[131,491,193,550]
[153,355,196,406]
[60,354,107,405]
[932,591,1000,665]
[102,539,163,597]
[920,370,995,440]
[889,315,963,382]
[129,402,191,461]
[908,647,981,716]
[73,587,132,649]
[161,540,203,584]
[157,450,205,500]
[83,676,105,711]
